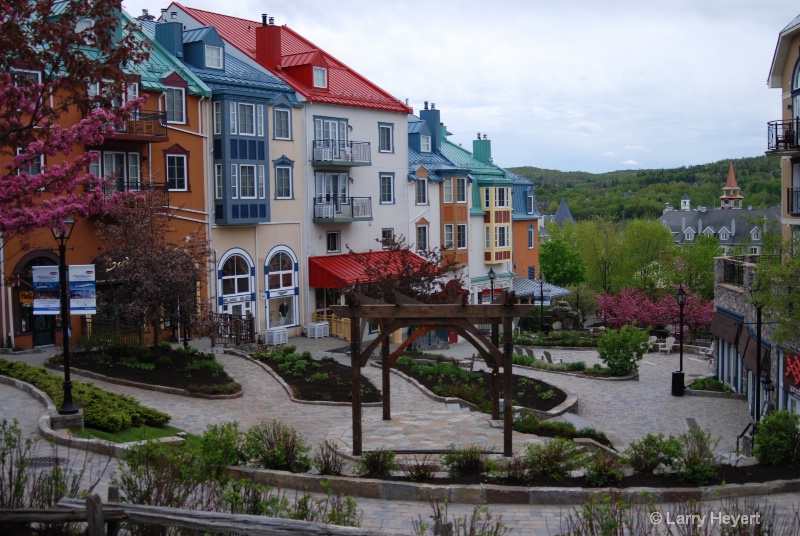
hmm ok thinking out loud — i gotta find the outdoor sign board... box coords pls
[69,265,96,315]
[32,266,60,315]
[785,351,800,401]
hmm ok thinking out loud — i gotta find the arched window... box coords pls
[218,249,254,316]
[265,246,298,328]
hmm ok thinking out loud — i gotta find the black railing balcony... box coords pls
[789,187,800,216]
[721,255,781,286]
[311,140,371,166]
[113,111,168,140]
[104,181,169,207]
[313,196,372,222]
[767,119,800,152]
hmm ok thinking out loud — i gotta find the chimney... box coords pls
[681,217,686,233]
[155,15,183,58]
[419,101,442,152]
[731,218,736,235]
[473,133,492,164]
[255,14,281,69]
[698,218,702,236]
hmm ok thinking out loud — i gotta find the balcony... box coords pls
[111,111,168,142]
[766,119,800,154]
[104,181,169,207]
[311,140,371,167]
[313,196,372,222]
[789,187,800,216]
[721,254,780,287]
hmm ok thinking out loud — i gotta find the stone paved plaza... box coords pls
[2,335,798,535]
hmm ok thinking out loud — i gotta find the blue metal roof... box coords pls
[509,171,541,221]
[512,277,571,300]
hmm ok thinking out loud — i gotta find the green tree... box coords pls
[540,223,585,287]
[755,238,800,350]
[620,219,676,299]
[576,216,622,293]
[673,234,720,300]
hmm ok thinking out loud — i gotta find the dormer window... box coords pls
[751,228,762,241]
[313,67,327,88]
[205,45,223,69]
[526,194,534,214]
[719,229,729,241]
[420,135,431,152]
[684,229,695,241]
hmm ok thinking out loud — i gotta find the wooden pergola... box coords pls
[330,291,533,457]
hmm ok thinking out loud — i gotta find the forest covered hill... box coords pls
[508,155,781,221]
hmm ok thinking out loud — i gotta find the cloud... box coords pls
[623,159,643,166]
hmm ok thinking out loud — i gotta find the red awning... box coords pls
[308,251,436,289]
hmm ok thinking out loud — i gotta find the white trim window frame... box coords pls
[166,154,187,191]
[443,177,453,203]
[495,187,508,208]
[420,135,431,153]
[528,225,535,249]
[229,101,237,134]
[327,231,340,253]
[205,45,223,69]
[381,228,394,249]
[456,177,467,203]
[444,224,454,249]
[238,103,256,136]
[275,166,292,199]
[257,105,264,137]
[214,163,223,199]
[485,226,491,248]
[213,101,222,135]
[239,164,257,198]
[457,224,467,249]
[495,225,509,248]
[416,178,427,205]
[165,87,185,124]
[16,148,43,176]
[527,194,534,214]
[313,67,328,88]
[380,173,394,204]
[416,225,428,252]
[258,165,265,198]
[378,123,394,153]
[274,107,291,140]
[230,163,238,198]
[484,187,490,209]
[15,69,41,85]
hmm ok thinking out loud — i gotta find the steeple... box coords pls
[719,162,743,209]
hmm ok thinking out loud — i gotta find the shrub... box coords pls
[690,377,731,392]
[442,444,496,477]
[584,452,624,487]
[596,325,649,376]
[499,453,532,483]
[312,443,345,476]
[676,427,719,485]
[401,454,441,482]
[624,433,682,474]
[524,438,586,480]
[241,420,310,473]
[198,422,244,479]
[356,448,397,477]
[565,361,587,372]
[754,410,800,467]
[512,354,534,367]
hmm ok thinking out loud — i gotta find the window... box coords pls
[379,123,394,153]
[752,228,762,241]
[257,105,264,137]
[719,229,729,241]
[219,252,252,316]
[238,103,255,135]
[416,225,428,251]
[213,101,221,135]
[14,69,41,85]
[205,45,222,69]
[416,178,427,205]
[16,148,43,176]
[485,226,491,248]
[165,87,185,123]
[240,164,256,198]
[420,135,431,152]
[495,226,509,248]
[126,83,139,103]
[495,188,509,207]
[313,67,327,88]
[167,154,187,190]
[528,225,535,249]
[456,178,467,202]
[274,108,291,139]
[88,151,141,191]
[684,229,695,241]
[527,195,534,214]
[214,164,222,199]
[327,231,340,253]
[484,188,490,208]
[750,246,760,255]
[229,102,236,134]
[275,166,292,199]
[380,174,394,204]
[258,165,265,198]
[457,224,467,249]
[443,177,453,203]
[444,224,454,249]
[230,164,238,198]
[381,228,394,248]
[265,247,298,328]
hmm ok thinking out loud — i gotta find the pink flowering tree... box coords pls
[0,0,150,240]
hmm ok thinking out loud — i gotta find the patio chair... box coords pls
[525,348,536,359]
[648,335,658,351]
[658,336,676,355]
[543,351,554,364]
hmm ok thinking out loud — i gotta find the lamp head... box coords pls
[51,218,75,241]
[487,267,496,281]
[675,284,687,307]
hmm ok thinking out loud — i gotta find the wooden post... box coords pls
[351,318,362,455]
[503,317,514,457]
[382,332,390,421]
[86,493,104,536]
[107,486,120,536]
[491,322,500,420]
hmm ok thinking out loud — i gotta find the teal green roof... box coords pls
[441,138,511,214]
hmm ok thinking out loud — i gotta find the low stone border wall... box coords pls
[232,349,381,408]
[379,364,578,418]
[224,465,800,505]
[684,389,747,400]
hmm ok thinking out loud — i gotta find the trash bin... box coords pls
[672,371,685,396]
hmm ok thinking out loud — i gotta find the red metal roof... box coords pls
[171,3,412,114]
[308,251,433,289]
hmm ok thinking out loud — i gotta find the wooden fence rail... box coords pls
[0,494,382,536]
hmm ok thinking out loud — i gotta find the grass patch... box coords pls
[74,424,184,443]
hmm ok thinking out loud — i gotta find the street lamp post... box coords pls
[487,267,496,304]
[672,284,687,397]
[749,281,765,427]
[51,218,78,415]
[539,274,546,333]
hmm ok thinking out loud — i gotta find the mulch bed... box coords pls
[365,463,800,488]
[394,359,567,412]
[261,356,382,403]
[57,346,238,392]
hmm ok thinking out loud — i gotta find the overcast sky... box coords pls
[124,0,798,173]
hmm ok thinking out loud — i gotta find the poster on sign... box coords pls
[32,266,61,315]
[69,265,97,315]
